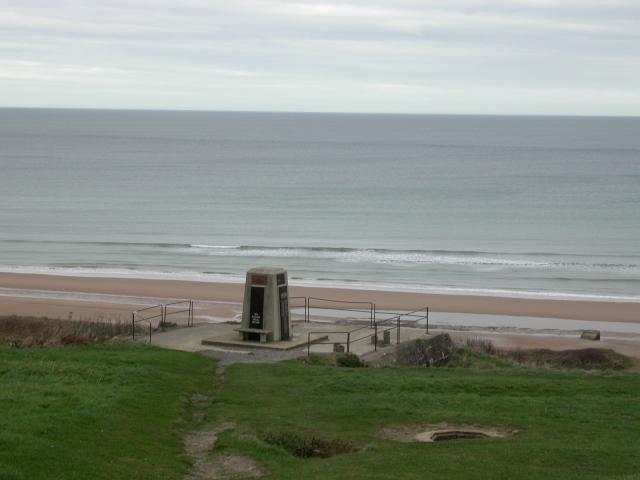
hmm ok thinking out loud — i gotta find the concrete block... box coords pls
[581,330,600,341]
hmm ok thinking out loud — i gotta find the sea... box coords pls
[1,108,639,301]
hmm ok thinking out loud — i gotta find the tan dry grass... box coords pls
[0,315,135,348]
[464,336,633,370]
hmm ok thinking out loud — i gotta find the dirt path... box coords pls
[183,414,267,480]
[181,357,269,480]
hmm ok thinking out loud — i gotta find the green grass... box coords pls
[211,359,640,480]
[0,344,217,480]
[1,344,639,479]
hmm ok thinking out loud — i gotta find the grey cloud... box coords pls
[0,0,638,114]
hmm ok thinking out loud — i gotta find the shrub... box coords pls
[465,337,500,355]
[261,431,357,458]
[503,348,632,370]
[335,352,365,368]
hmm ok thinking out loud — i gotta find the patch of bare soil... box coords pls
[187,393,211,424]
[378,422,517,443]
[183,423,266,480]
[215,453,266,478]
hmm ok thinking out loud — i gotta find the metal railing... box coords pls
[289,296,308,322]
[375,307,430,334]
[164,300,194,328]
[132,300,194,343]
[131,305,163,343]
[306,322,392,355]
[306,304,430,355]
[307,323,371,354]
[307,297,376,327]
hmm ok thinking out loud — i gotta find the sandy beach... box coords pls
[2,272,640,360]
[1,272,639,323]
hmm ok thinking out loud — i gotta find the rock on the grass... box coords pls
[367,333,455,367]
[581,330,601,341]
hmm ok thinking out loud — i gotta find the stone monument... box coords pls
[239,267,291,343]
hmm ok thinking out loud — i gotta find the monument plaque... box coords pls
[249,287,264,329]
[240,267,291,343]
[279,285,289,340]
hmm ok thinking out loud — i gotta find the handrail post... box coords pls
[132,313,135,340]
[307,333,311,356]
[347,332,351,353]
[161,305,166,331]
[371,303,376,328]
[374,324,378,352]
[426,306,429,334]
[149,322,152,343]
[397,315,400,344]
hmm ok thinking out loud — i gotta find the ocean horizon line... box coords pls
[2,106,639,119]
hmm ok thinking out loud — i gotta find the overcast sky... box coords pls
[1,0,639,115]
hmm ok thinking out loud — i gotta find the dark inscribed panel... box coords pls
[249,286,265,329]
[279,286,289,340]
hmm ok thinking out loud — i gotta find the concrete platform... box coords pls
[142,320,430,358]
[202,331,327,351]
[199,321,430,356]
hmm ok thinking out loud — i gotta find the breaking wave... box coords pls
[186,244,639,272]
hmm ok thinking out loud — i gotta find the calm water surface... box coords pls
[1,109,639,300]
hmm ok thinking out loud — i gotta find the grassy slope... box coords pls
[213,360,640,480]
[0,344,217,480]
[1,344,639,480]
